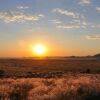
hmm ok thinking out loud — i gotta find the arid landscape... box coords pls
[0,57,100,100]
[0,74,100,100]
[0,0,100,99]
[0,57,100,78]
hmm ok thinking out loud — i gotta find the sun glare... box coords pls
[32,44,47,56]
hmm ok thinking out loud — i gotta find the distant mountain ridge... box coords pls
[94,54,100,58]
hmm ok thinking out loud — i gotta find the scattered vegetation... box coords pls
[0,70,5,78]
[0,58,100,78]
[0,58,100,99]
[0,74,100,100]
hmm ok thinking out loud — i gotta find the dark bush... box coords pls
[0,70,5,78]
[86,68,91,73]
[86,91,100,100]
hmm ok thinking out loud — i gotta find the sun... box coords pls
[32,44,47,56]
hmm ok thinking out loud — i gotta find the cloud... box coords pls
[96,7,100,12]
[71,19,81,23]
[82,21,89,26]
[49,20,62,24]
[86,35,100,40]
[38,14,44,17]
[79,0,91,6]
[91,24,100,28]
[56,19,89,29]
[0,11,44,23]
[53,8,80,18]
[17,6,29,9]
[57,25,81,29]
[71,19,89,26]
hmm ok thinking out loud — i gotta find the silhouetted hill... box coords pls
[94,54,100,58]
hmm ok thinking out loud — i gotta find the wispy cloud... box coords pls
[52,17,99,29]
[52,8,87,29]
[49,20,62,24]
[96,7,100,12]
[53,8,80,18]
[79,0,91,6]
[91,24,100,28]
[0,11,44,23]
[86,35,100,40]
[70,19,100,29]
[71,19,81,24]
[70,19,89,26]
[57,25,81,29]
[17,6,29,9]
[38,14,44,17]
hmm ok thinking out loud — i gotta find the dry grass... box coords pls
[0,58,100,99]
[0,74,100,100]
[0,58,100,78]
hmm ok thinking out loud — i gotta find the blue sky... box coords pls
[0,0,100,57]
